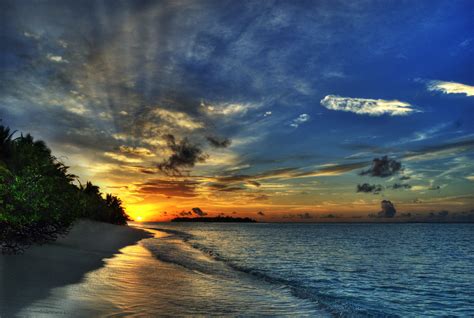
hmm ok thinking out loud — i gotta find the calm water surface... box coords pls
[22,223,474,317]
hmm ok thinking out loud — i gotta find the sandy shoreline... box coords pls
[0,219,152,317]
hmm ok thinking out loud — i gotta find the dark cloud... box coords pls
[206,136,231,148]
[399,175,411,180]
[356,183,383,194]
[207,182,245,192]
[320,214,337,218]
[360,156,402,178]
[219,186,245,192]
[429,210,449,217]
[137,179,199,197]
[428,185,441,190]
[257,211,265,216]
[253,194,269,201]
[192,207,207,217]
[247,180,261,187]
[378,200,397,218]
[140,169,156,174]
[399,212,412,218]
[179,211,192,216]
[298,212,313,219]
[282,213,314,219]
[391,183,411,190]
[157,134,208,176]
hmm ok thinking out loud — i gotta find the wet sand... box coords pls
[0,220,152,317]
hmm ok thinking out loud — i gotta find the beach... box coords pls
[1,222,473,316]
[0,220,152,317]
[0,222,327,317]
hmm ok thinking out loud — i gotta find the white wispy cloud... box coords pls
[23,31,40,40]
[47,54,68,63]
[320,95,415,116]
[201,101,259,116]
[263,111,272,117]
[290,114,310,128]
[427,80,474,97]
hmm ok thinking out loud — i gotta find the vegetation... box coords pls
[0,122,130,254]
[171,216,257,223]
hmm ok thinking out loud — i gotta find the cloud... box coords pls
[356,183,383,194]
[378,200,397,218]
[263,111,272,117]
[257,211,265,216]
[137,179,199,197]
[192,207,207,217]
[157,134,208,175]
[404,139,474,161]
[103,151,145,164]
[360,156,402,177]
[429,210,449,217]
[213,162,369,187]
[47,54,68,63]
[427,80,474,97]
[247,180,261,187]
[282,212,314,220]
[320,214,337,219]
[206,136,232,148]
[321,95,415,116]
[153,108,204,130]
[118,146,154,157]
[290,114,310,128]
[390,183,411,190]
[253,194,269,201]
[201,102,258,116]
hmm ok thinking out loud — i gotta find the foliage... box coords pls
[0,122,130,254]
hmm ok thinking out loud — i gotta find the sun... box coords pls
[136,216,143,222]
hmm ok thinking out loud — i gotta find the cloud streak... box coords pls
[137,179,199,197]
[427,80,474,97]
[321,95,415,116]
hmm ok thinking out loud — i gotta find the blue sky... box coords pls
[1,0,473,221]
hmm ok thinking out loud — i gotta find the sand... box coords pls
[0,219,152,317]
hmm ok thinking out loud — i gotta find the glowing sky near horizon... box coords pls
[1,0,473,221]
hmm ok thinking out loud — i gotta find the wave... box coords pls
[142,227,396,317]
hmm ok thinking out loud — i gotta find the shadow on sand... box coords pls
[0,220,152,317]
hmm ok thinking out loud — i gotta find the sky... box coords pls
[1,0,473,222]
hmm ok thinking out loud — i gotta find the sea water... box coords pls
[19,223,474,317]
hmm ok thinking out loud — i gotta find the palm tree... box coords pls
[0,124,16,161]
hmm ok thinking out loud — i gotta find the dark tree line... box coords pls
[0,122,130,254]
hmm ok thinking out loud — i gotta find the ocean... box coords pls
[19,223,474,317]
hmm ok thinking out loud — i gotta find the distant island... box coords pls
[171,216,257,223]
